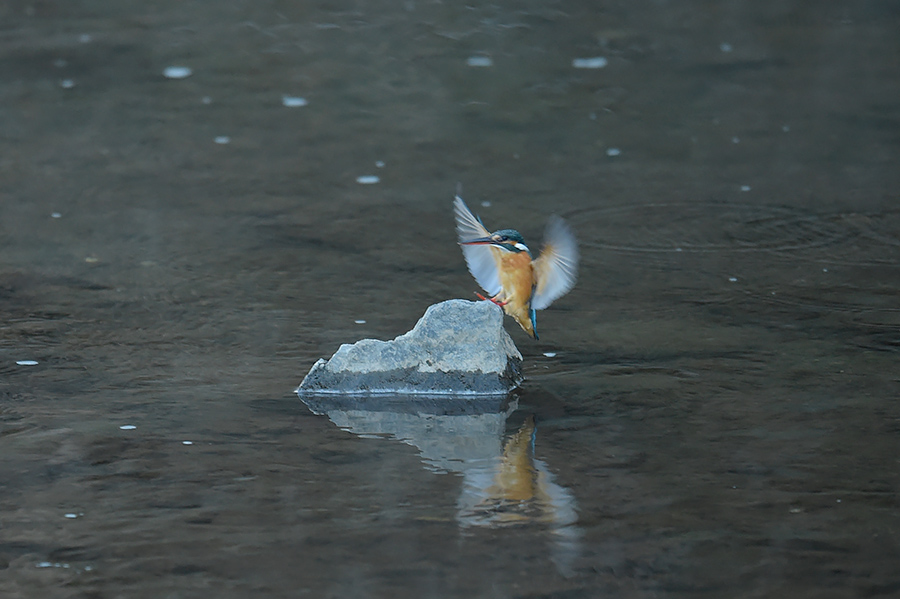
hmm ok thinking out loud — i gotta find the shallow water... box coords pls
[1,1,899,597]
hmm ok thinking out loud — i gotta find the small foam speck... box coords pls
[163,66,192,79]
[282,95,308,107]
[572,57,608,69]
[466,56,493,67]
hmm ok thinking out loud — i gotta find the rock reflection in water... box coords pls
[299,394,581,574]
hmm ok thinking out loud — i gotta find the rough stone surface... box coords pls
[297,299,523,395]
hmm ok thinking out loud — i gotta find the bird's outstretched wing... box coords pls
[454,196,502,296]
[531,215,578,310]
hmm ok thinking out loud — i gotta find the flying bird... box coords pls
[454,195,578,339]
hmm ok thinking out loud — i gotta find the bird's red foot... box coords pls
[474,292,508,307]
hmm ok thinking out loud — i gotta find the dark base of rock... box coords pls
[298,361,523,397]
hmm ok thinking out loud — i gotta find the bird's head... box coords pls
[459,228,530,254]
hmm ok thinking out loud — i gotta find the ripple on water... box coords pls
[573,202,849,254]
[841,210,900,248]
[743,279,900,313]
[572,203,900,266]
[0,405,33,438]
[570,203,900,324]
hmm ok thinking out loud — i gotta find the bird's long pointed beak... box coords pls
[459,236,496,246]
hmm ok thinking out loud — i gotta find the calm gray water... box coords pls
[1,1,898,597]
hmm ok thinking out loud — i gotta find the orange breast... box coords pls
[497,252,534,304]
[497,251,536,336]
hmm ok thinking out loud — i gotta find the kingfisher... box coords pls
[454,195,578,339]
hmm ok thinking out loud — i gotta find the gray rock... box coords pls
[297,299,523,396]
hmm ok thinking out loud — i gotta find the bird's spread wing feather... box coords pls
[531,215,578,310]
[454,196,502,296]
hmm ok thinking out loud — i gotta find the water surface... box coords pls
[1,1,898,597]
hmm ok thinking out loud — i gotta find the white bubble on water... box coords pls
[720,43,733,53]
[606,147,621,157]
[214,136,231,144]
[572,57,608,69]
[282,95,308,107]
[356,175,380,184]
[740,185,751,192]
[543,352,557,358]
[728,277,738,282]
[16,360,39,366]
[59,79,75,89]
[355,320,367,324]
[466,56,493,67]
[119,425,136,430]
[163,66,192,79]
[51,212,62,218]
[36,561,70,569]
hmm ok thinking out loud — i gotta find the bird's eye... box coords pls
[499,235,508,241]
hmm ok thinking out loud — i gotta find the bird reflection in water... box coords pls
[455,415,581,574]
[299,394,581,575]
[458,415,563,525]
